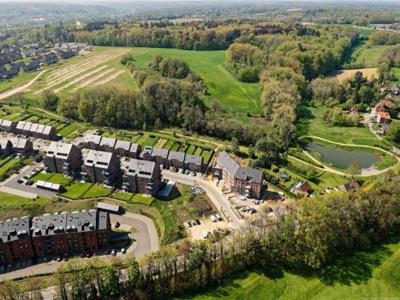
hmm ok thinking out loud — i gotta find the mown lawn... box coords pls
[0,158,19,175]
[31,172,72,185]
[181,239,400,300]
[58,123,81,137]
[60,182,93,199]
[130,47,262,121]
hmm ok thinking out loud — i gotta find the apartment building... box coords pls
[0,217,36,267]
[216,151,263,199]
[0,210,110,267]
[31,210,110,258]
[44,142,83,176]
[122,159,162,195]
[99,137,116,153]
[81,150,120,185]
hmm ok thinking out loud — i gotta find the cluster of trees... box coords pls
[309,72,381,111]
[323,107,359,126]
[150,55,190,79]
[225,43,264,82]
[227,25,357,82]
[369,31,400,46]
[380,45,400,67]
[4,172,397,299]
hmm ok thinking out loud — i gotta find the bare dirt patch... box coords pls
[331,68,378,82]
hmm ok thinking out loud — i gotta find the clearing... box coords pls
[330,68,377,82]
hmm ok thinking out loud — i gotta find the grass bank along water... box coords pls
[299,137,398,171]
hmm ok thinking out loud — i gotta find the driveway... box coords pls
[162,170,243,228]
[110,212,159,257]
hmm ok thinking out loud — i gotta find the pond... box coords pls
[305,142,379,169]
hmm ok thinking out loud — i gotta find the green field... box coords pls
[348,43,391,68]
[129,47,262,121]
[182,239,400,300]
[297,106,387,147]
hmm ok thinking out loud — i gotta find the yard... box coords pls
[31,172,73,185]
[60,182,112,199]
[180,239,400,300]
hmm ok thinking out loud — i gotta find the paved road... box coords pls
[0,70,46,100]
[110,212,159,257]
[0,163,57,198]
[163,170,243,228]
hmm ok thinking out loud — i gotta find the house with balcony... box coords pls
[44,142,83,176]
[121,159,162,195]
[81,150,120,186]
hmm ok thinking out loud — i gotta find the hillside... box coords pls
[182,239,400,300]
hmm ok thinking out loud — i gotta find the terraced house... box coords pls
[216,151,264,199]
[15,121,56,140]
[44,142,83,176]
[122,158,162,195]
[81,150,120,185]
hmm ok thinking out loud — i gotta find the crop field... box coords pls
[28,47,132,98]
[129,47,262,121]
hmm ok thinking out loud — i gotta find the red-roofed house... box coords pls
[377,111,391,124]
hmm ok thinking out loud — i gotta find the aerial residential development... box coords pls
[0,0,399,299]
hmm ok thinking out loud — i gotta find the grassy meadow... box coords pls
[297,106,388,147]
[348,43,390,68]
[180,239,400,300]
[129,47,262,120]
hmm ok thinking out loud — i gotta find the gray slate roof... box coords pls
[0,216,30,243]
[168,150,186,162]
[217,151,263,184]
[151,147,169,158]
[185,154,203,166]
[127,159,156,179]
